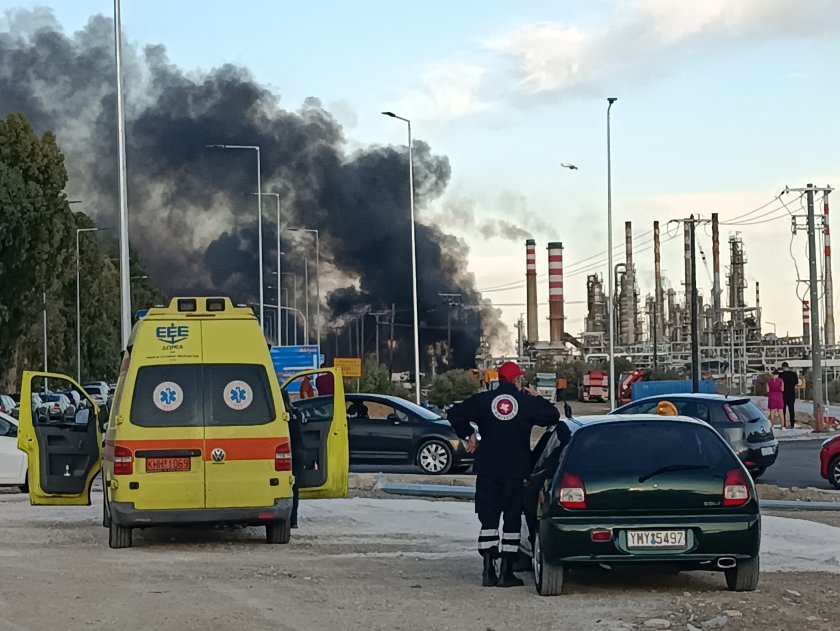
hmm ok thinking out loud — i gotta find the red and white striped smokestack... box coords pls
[654,221,664,341]
[526,239,539,341]
[548,242,564,342]
[803,300,811,344]
[824,191,835,346]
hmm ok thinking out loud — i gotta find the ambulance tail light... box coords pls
[113,445,134,476]
[275,442,293,471]
[558,471,587,509]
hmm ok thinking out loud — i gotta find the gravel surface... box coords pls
[1,490,839,631]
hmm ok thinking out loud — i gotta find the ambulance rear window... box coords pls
[131,365,202,427]
[206,364,275,426]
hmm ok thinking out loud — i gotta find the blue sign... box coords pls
[270,345,322,393]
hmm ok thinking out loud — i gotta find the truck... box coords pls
[534,372,558,403]
[579,370,608,402]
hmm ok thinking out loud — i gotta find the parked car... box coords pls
[0,394,16,418]
[820,435,840,489]
[0,412,27,492]
[39,393,74,420]
[83,383,109,408]
[613,394,778,478]
[293,393,474,475]
[529,415,760,596]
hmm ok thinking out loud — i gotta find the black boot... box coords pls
[482,555,498,587]
[497,557,525,587]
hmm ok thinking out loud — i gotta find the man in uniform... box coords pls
[448,361,561,587]
[779,362,798,429]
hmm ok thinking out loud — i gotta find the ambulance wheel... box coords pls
[108,521,132,549]
[534,532,565,596]
[102,492,112,528]
[266,519,291,544]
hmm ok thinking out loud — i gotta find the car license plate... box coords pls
[761,447,775,456]
[627,530,686,548]
[145,457,191,473]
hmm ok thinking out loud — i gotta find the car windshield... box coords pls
[565,421,736,477]
[84,387,103,396]
[394,399,442,420]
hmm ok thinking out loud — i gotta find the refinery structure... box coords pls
[480,188,840,393]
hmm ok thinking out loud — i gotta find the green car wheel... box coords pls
[725,556,759,592]
[534,532,566,596]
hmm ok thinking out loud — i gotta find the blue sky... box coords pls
[4,0,840,342]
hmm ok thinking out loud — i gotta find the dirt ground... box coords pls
[1,489,838,631]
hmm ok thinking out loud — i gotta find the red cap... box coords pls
[498,361,526,382]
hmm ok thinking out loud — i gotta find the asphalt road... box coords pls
[759,438,832,490]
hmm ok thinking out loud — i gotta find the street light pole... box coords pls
[256,192,281,343]
[281,272,298,344]
[76,227,101,383]
[207,144,263,330]
[287,228,320,348]
[606,97,618,410]
[382,111,421,404]
[113,0,132,348]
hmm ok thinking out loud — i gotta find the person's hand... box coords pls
[466,433,478,453]
[524,383,539,396]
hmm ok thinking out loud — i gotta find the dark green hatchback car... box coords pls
[530,415,760,596]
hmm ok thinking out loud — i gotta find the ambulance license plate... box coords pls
[146,457,191,473]
[627,530,686,548]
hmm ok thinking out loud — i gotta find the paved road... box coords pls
[759,439,832,490]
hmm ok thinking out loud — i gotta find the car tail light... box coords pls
[723,404,742,423]
[275,442,292,471]
[558,471,587,509]
[723,469,750,506]
[591,529,612,542]
[113,445,133,476]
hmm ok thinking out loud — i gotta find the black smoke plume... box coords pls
[0,9,510,370]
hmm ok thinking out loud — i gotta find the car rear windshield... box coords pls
[131,364,275,427]
[565,421,737,476]
[726,401,767,423]
[84,387,104,396]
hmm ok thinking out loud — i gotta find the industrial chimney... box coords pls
[653,221,664,342]
[526,239,538,341]
[547,242,565,342]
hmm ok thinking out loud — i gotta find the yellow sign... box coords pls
[334,357,362,378]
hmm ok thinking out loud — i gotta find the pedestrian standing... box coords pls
[779,362,798,429]
[447,361,560,587]
[299,375,315,399]
[766,371,784,428]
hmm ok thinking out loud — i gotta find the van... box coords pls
[17,297,348,548]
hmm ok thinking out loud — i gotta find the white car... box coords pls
[83,384,109,407]
[40,393,73,420]
[0,412,27,491]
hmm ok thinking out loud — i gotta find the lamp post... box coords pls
[267,285,290,345]
[287,228,320,348]
[76,227,102,382]
[382,111,421,404]
[113,0,132,349]
[281,272,298,344]
[606,97,618,410]
[207,144,263,329]
[256,192,281,339]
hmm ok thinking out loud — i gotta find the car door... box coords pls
[280,369,348,499]
[16,371,102,505]
[0,415,25,484]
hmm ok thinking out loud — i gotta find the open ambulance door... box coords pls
[279,367,348,499]
[17,371,103,505]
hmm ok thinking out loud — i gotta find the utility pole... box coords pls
[389,303,396,369]
[369,310,389,366]
[439,293,462,367]
[789,184,834,430]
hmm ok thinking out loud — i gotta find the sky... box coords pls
[3,0,839,343]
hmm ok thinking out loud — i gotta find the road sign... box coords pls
[270,345,322,393]
[334,357,362,378]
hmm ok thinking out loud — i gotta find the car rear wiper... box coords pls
[638,464,710,483]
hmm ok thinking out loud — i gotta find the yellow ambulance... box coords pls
[17,297,348,548]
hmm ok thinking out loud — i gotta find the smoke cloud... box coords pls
[0,8,509,370]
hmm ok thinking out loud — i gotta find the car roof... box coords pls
[567,414,710,430]
[629,393,751,404]
[347,393,406,405]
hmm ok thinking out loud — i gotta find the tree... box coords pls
[359,358,400,396]
[428,369,480,407]
[0,113,75,389]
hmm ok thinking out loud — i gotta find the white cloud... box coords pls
[394,60,492,122]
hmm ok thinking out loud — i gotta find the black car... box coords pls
[528,415,761,596]
[613,394,778,477]
[293,393,474,475]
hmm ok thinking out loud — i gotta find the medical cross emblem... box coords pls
[491,395,518,421]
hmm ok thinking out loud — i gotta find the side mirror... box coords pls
[387,413,402,424]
